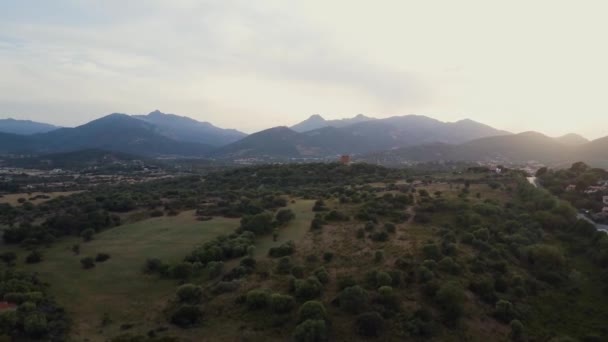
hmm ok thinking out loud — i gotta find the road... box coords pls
[528,176,607,234]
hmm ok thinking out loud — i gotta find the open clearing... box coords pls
[13,210,239,341]
[0,191,83,205]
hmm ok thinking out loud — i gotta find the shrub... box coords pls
[295,277,323,300]
[326,210,349,221]
[240,257,257,269]
[144,258,165,274]
[277,257,293,274]
[355,312,384,337]
[313,267,330,284]
[323,252,334,263]
[298,301,327,322]
[246,289,270,310]
[365,222,376,232]
[337,275,357,290]
[270,294,296,314]
[292,265,305,279]
[95,253,111,262]
[438,257,460,274]
[293,319,327,342]
[269,241,296,258]
[371,231,389,242]
[435,281,465,324]
[339,286,368,313]
[422,243,441,261]
[276,209,296,225]
[0,252,17,264]
[25,250,42,264]
[206,261,224,279]
[495,300,515,323]
[23,312,48,337]
[311,217,324,231]
[376,272,392,287]
[171,305,202,328]
[211,280,240,295]
[374,250,384,263]
[80,257,95,269]
[510,319,525,341]
[176,284,202,304]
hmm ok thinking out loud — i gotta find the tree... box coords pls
[293,319,327,342]
[276,209,296,225]
[495,300,515,323]
[177,284,202,304]
[81,228,95,242]
[295,277,323,300]
[80,257,95,269]
[240,212,274,235]
[355,312,384,337]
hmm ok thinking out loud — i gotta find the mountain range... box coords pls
[0,118,60,135]
[0,111,605,167]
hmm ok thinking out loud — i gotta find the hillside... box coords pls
[133,110,246,146]
[0,118,59,135]
[556,133,589,146]
[360,132,579,165]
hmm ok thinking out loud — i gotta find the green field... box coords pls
[5,201,316,341]
[11,211,239,341]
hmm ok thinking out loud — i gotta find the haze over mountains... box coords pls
[0,111,606,167]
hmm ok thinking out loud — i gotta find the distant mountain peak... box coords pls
[291,113,375,132]
[556,133,589,146]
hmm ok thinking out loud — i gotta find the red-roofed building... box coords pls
[340,155,351,165]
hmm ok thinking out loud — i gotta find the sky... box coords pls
[0,0,607,139]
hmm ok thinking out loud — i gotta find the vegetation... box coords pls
[1,162,607,341]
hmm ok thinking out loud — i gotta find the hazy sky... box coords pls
[0,0,607,138]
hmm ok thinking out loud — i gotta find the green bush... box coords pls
[313,267,330,284]
[298,301,327,322]
[81,228,95,242]
[95,253,111,262]
[269,241,296,258]
[295,277,323,300]
[339,285,368,313]
[246,289,270,310]
[25,250,42,264]
[171,305,203,328]
[176,284,202,304]
[376,272,392,287]
[277,257,293,274]
[80,257,95,269]
[270,294,296,314]
[293,319,327,342]
[509,319,525,341]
